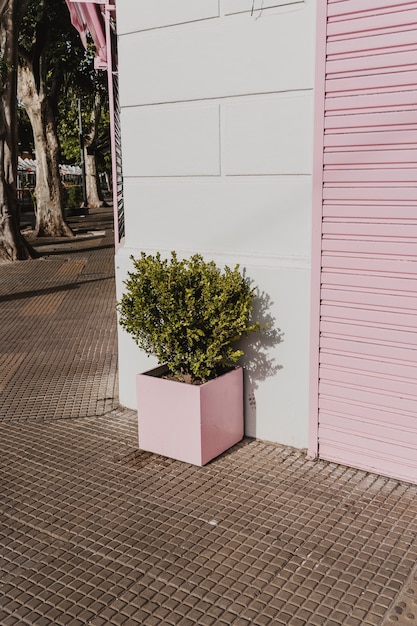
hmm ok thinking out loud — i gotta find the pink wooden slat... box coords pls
[320,351,417,382]
[326,71,417,95]
[325,109,417,130]
[321,302,417,330]
[323,187,417,201]
[321,254,417,275]
[321,286,417,311]
[320,335,417,364]
[320,342,417,376]
[317,440,417,483]
[327,1,417,18]
[327,29,417,56]
[322,221,417,237]
[319,396,416,431]
[319,413,417,448]
[325,182,416,188]
[325,89,417,113]
[324,128,417,146]
[324,168,417,183]
[320,366,417,398]
[327,50,417,77]
[324,149,417,165]
[319,380,417,413]
[318,423,417,462]
[320,319,417,347]
[327,9,417,37]
[322,204,417,218]
[321,270,417,293]
[322,240,417,257]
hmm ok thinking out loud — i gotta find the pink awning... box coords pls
[66,0,110,69]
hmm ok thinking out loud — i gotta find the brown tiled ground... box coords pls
[0,208,118,421]
[0,207,417,625]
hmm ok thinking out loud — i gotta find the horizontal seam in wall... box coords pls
[120,89,314,109]
[117,16,220,37]
[122,174,312,180]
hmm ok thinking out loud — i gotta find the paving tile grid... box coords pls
[0,206,416,625]
[0,207,118,421]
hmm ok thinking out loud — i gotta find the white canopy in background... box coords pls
[18,157,82,177]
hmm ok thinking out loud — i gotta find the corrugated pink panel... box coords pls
[315,0,417,485]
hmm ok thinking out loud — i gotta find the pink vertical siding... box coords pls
[311,0,417,484]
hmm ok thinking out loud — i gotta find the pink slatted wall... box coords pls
[311,0,417,484]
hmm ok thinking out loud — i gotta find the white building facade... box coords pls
[115,0,316,449]
[67,0,417,484]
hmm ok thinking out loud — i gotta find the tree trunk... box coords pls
[85,149,104,208]
[83,90,105,209]
[18,64,73,237]
[0,0,35,260]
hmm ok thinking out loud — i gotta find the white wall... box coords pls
[115,0,315,448]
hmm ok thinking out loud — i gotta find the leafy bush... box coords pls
[117,252,260,383]
[64,184,83,209]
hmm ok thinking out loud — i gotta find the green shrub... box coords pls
[64,184,83,209]
[117,251,260,383]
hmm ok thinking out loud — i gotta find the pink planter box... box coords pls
[136,365,244,466]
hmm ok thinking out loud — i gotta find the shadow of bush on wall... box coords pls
[238,288,284,433]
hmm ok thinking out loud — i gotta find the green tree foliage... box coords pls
[117,252,260,383]
[58,50,110,173]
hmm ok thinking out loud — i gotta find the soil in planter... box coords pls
[162,372,203,385]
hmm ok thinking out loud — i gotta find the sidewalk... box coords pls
[0,206,416,626]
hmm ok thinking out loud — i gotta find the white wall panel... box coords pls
[118,6,314,107]
[122,178,311,257]
[116,0,219,35]
[224,94,313,176]
[120,105,220,177]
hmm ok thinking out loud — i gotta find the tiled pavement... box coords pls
[1,207,417,625]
